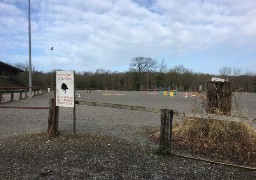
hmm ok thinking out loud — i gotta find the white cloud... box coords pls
[0,0,255,73]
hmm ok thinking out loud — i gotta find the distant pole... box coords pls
[73,71,76,134]
[147,71,149,91]
[51,47,53,87]
[28,0,32,97]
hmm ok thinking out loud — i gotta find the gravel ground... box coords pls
[0,91,256,179]
[78,90,256,117]
[1,133,256,179]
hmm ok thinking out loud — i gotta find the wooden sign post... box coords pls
[56,71,76,134]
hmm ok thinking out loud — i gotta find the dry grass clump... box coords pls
[172,118,256,167]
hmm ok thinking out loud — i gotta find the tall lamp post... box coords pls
[28,0,32,97]
[51,47,53,87]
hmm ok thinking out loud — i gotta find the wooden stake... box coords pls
[48,98,59,136]
[159,109,174,151]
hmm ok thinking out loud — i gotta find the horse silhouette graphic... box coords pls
[61,83,68,93]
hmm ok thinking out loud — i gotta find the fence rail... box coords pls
[76,100,180,115]
[0,86,58,137]
[0,86,50,103]
[0,106,51,109]
[76,100,161,113]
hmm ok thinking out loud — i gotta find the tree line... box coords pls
[14,57,256,92]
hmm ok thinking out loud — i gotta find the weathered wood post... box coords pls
[48,98,53,135]
[54,103,58,135]
[48,98,59,136]
[159,109,174,153]
[206,78,232,115]
[19,90,22,100]
[10,90,14,101]
[25,90,28,98]
[169,109,173,150]
[0,91,3,102]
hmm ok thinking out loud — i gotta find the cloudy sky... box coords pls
[0,0,256,74]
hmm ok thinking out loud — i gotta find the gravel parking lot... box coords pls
[0,91,256,179]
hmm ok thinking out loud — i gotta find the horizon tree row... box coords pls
[14,59,256,92]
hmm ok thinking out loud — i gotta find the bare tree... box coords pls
[168,65,193,90]
[169,65,191,74]
[219,66,232,76]
[130,57,159,90]
[233,67,241,76]
[14,63,28,71]
[130,57,158,73]
[96,68,106,74]
[159,59,167,73]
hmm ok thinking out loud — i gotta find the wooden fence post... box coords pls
[159,109,173,151]
[169,110,173,150]
[48,99,53,135]
[56,105,59,132]
[48,98,59,136]
[11,90,14,101]
[0,92,3,102]
[25,90,28,98]
[19,91,22,100]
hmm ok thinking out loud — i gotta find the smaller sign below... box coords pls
[56,71,74,107]
[211,77,227,82]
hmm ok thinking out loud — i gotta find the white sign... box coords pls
[56,71,74,107]
[211,77,226,82]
